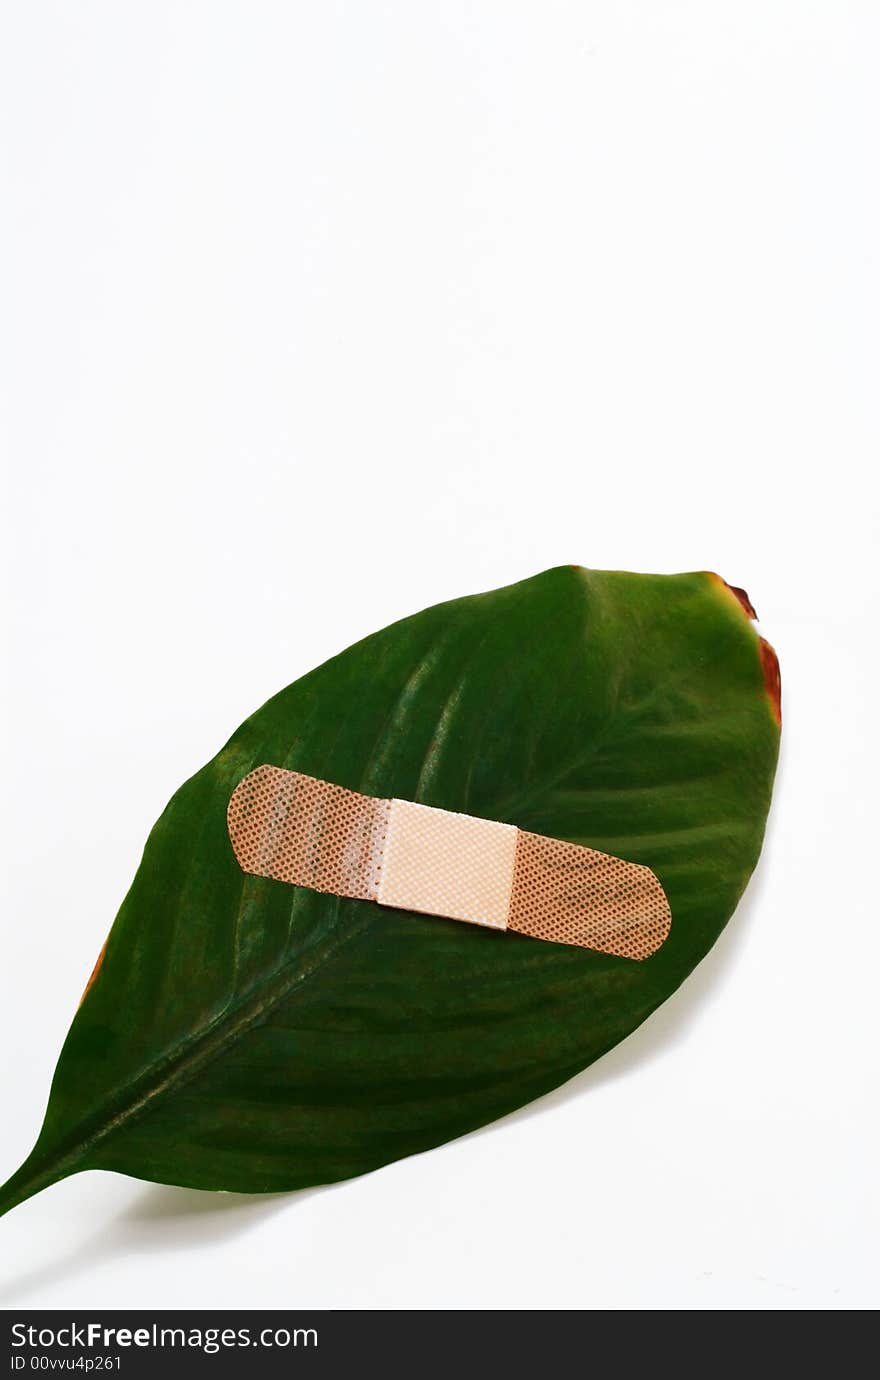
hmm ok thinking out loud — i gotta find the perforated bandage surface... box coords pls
[228,765,671,960]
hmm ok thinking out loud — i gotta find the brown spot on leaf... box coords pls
[707,573,779,724]
[79,939,108,1007]
[725,583,757,619]
[759,637,782,726]
[708,571,758,619]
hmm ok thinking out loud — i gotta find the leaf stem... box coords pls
[0,1153,70,1221]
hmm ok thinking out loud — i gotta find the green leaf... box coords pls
[0,567,780,1217]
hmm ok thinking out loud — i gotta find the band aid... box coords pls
[228,766,671,960]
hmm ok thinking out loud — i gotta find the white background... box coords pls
[1,2,877,1312]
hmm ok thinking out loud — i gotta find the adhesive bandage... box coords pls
[227,765,671,960]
